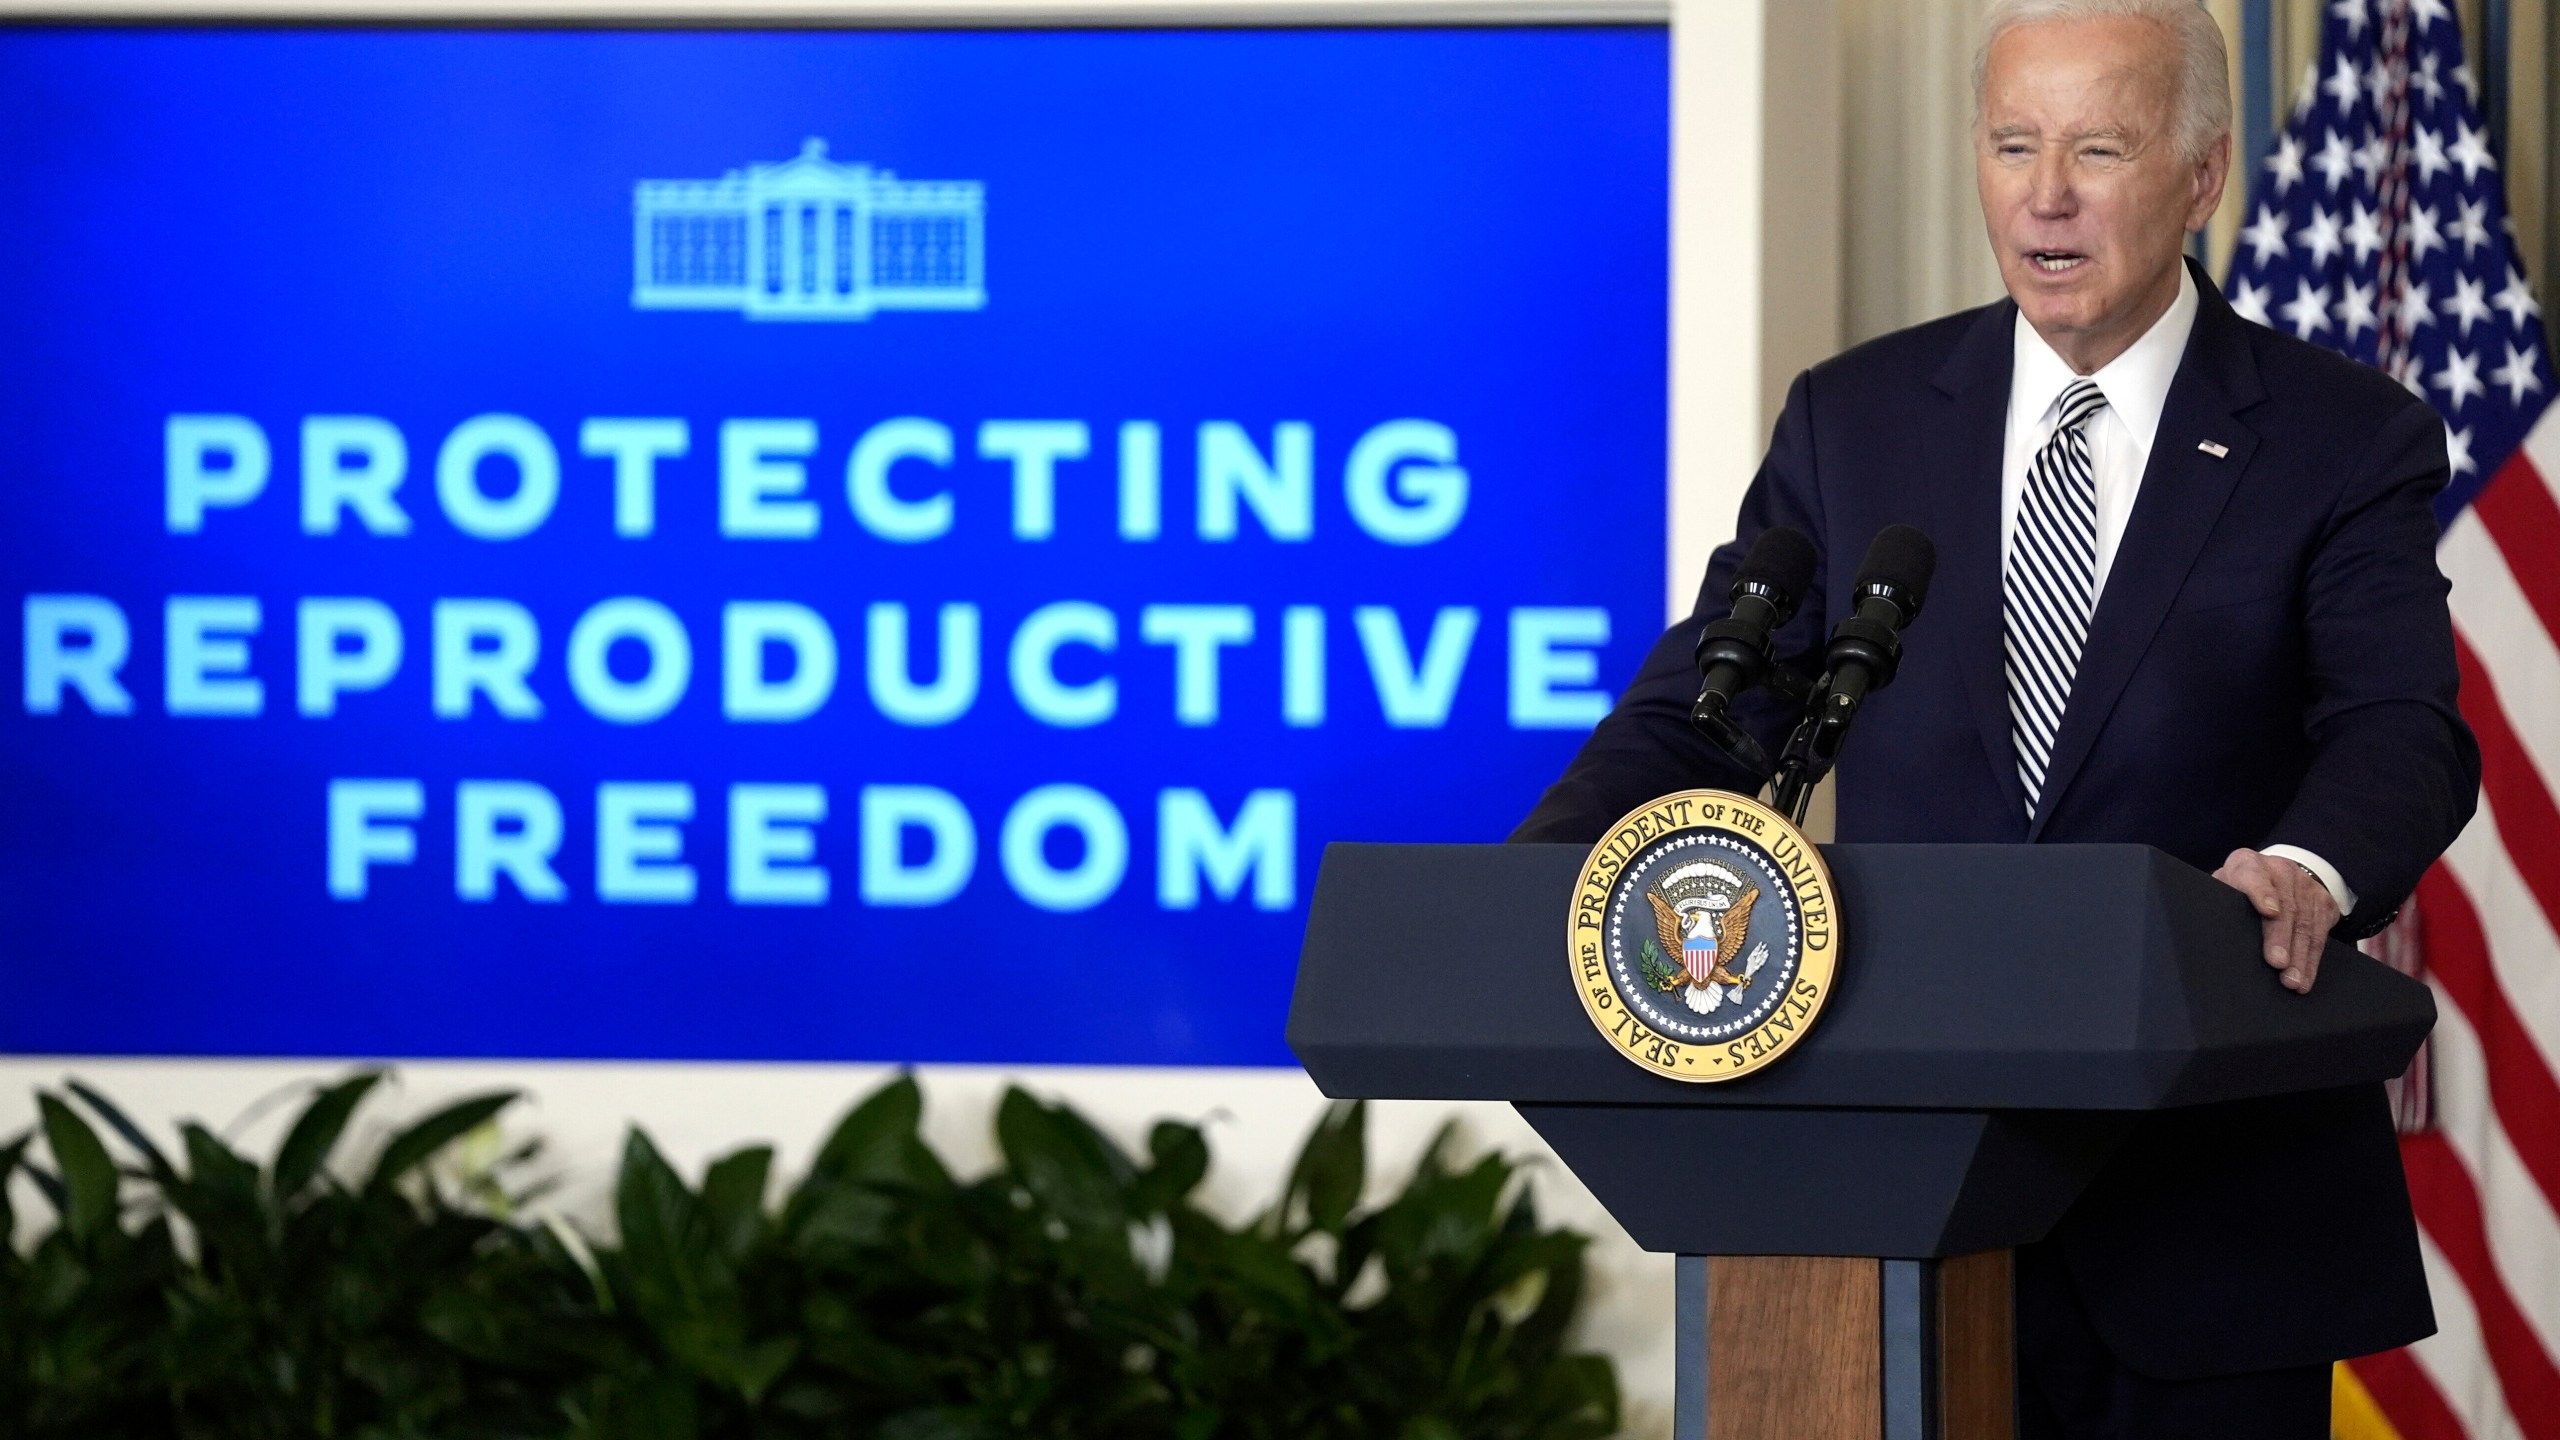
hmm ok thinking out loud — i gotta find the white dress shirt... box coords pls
[1999,266,2356,915]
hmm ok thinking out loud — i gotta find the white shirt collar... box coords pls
[2008,263,2198,445]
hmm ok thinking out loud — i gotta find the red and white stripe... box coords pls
[2348,411,2560,1439]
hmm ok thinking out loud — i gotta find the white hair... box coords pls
[1974,0,2234,163]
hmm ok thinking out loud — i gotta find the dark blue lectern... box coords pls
[1287,842,2433,1440]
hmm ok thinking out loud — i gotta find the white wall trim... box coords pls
[1666,0,1758,623]
[1665,0,1841,623]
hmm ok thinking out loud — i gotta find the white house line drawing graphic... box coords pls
[631,138,985,321]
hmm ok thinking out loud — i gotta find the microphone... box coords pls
[1819,524,1937,719]
[1691,526,1818,732]
[1766,524,1936,823]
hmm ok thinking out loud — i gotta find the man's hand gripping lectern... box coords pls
[1286,841,2434,1440]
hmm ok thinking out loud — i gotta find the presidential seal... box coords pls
[1567,789,1839,1082]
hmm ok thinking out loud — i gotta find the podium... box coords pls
[1286,842,2434,1440]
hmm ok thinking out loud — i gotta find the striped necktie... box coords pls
[2004,377,2109,819]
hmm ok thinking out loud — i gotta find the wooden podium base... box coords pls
[1672,1252,2013,1440]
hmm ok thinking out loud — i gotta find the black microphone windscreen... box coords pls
[1736,526,1818,603]
[1853,524,1936,607]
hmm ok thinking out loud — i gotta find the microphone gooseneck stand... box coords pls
[1691,525,1938,828]
[1767,683,1851,826]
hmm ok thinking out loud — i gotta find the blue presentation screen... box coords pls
[0,26,1668,1065]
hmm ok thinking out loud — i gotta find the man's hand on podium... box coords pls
[2214,848,2343,994]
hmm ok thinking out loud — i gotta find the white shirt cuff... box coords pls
[2263,844,2357,916]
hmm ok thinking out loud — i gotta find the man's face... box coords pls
[1976,16,2228,372]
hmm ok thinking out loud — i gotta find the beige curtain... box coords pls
[1838,0,2007,345]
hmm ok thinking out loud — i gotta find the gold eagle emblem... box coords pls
[1646,885,1758,991]
[1567,788,1842,1082]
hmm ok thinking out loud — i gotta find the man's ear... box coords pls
[2187,131,2232,232]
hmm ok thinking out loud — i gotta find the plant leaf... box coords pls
[1512,1227,1588,1365]
[1136,1120,1210,1212]
[271,1069,384,1201]
[163,1122,265,1276]
[732,1334,800,1402]
[1534,1353,1621,1438]
[806,1073,942,1187]
[64,1079,179,1188]
[0,1133,27,1243]
[364,1090,518,1195]
[617,1128,741,1337]
[698,1145,773,1262]
[179,1121,260,1197]
[1283,1100,1366,1237]
[880,1406,997,1440]
[19,1161,66,1217]
[38,1092,118,1242]
[617,1128,699,1305]
[579,1370,700,1440]
[995,1087,1130,1236]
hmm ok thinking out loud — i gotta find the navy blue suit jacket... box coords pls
[1516,265,2480,1377]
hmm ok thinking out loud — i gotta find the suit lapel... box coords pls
[1925,299,2033,831]
[2025,270,2268,839]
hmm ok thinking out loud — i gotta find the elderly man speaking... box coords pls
[1515,0,2481,1433]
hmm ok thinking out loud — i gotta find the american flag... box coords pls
[2224,1,2560,1436]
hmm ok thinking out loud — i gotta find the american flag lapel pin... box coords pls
[2197,440,2229,459]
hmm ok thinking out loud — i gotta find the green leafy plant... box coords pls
[0,1074,1618,1440]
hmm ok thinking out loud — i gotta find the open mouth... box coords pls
[2029,251,2089,274]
